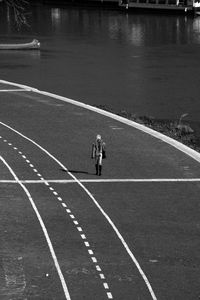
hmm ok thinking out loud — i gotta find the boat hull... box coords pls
[119,1,200,13]
[0,39,40,50]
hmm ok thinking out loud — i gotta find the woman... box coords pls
[91,134,106,176]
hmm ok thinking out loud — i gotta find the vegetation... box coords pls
[95,105,200,152]
[3,0,29,27]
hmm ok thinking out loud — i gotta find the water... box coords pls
[1,2,200,122]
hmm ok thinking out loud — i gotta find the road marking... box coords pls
[104,283,109,289]
[0,121,169,300]
[0,156,71,300]
[0,89,28,92]
[91,257,97,263]
[0,136,113,300]
[0,178,200,184]
[107,292,113,299]
[96,265,102,272]
[1,79,200,165]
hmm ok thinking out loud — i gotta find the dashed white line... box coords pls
[0,155,71,300]
[107,292,113,299]
[96,265,101,272]
[91,257,97,263]
[103,283,109,289]
[0,137,112,300]
[0,120,157,300]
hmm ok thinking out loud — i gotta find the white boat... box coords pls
[0,39,40,50]
[119,0,200,13]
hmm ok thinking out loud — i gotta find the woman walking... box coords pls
[91,134,106,176]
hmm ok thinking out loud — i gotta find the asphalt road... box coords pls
[0,80,199,300]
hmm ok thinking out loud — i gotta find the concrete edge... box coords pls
[1,79,200,164]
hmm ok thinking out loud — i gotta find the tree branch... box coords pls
[4,0,29,27]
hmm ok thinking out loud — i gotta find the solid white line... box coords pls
[1,178,200,184]
[2,79,200,165]
[0,156,71,300]
[0,122,161,300]
[0,89,29,92]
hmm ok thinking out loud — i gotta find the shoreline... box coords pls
[95,104,200,153]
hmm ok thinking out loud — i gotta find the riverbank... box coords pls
[95,105,200,153]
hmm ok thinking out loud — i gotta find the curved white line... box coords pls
[1,79,200,164]
[0,122,157,300]
[0,155,71,300]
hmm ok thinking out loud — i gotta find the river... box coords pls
[0,2,200,123]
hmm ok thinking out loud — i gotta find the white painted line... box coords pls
[91,257,97,263]
[58,197,62,201]
[77,227,83,232]
[62,203,67,208]
[84,241,90,247]
[107,292,113,299]
[53,191,58,196]
[2,79,199,165]
[0,89,28,92]
[103,283,109,289]
[69,214,75,219]
[100,274,105,279]
[1,178,200,184]
[96,265,102,272]
[81,234,86,240]
[88,249,94,255]
[0,120,162,300]
[0,155,71,300]
[66,209,71,213]
[73,220,79,225]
